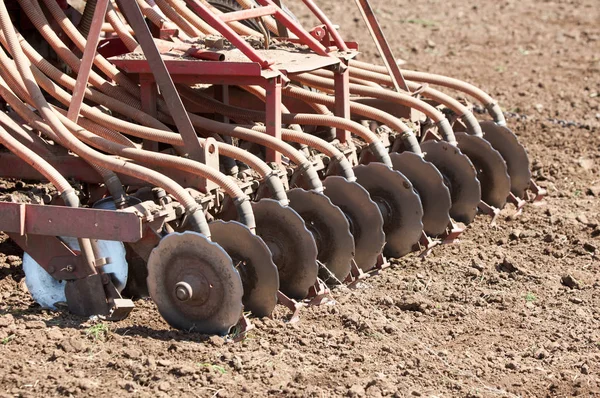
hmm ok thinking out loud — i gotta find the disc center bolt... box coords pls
[175,281,193,302]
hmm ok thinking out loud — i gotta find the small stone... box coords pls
[497,258,521,273]
[46,328,64,340]
[231,356,243,371]
[209,335,225,347]
[561,275,581,289]
[426,40,436,48]
[583,242,596,252]
[587,186,600,196]
[411,391,422,397]
[0,314,15,328]
[77,379,96,391]
[576,214,589,225]
[534,348,548,360]
[581,364,589,375]
[123,348,143,360]
[505,361,519,370]
[534,103,544,113]
[569,297,583,304]
[510,229,522,240]
[347,384,366,397]
[69,338,87,353]
[25,320,46,329]
[157,359,172,367]
[157,381,171,392]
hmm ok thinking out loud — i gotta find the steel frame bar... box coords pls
[67,0,111,122]
[218,5,278,23]
[300,0,349,51]
[265,76,282,163]
[352,0,410,93]
[0,202,143,242]
[333,66,351,143]
[117,0,205,160]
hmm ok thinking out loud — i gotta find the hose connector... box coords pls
[435,118,458,146]
[185,204,211,238]
[460,112,484,138]
[297,161,324,193]
[232,196,256,233]
[367,141,393,168]
[264,172,289,206]
[399,130,423,157]
[485,103,506,126]
[60,188,80,208]
[332,153,357,182]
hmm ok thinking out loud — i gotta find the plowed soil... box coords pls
[1,0,599,397]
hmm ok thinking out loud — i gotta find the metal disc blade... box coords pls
[209,220,279,318]
[389,152,451,237]
[252,199,318,300]
[421,140,481,224]
[147,231,243,335]
[23,236,128,309]
[480,121,531,198]
[456,133,511,209]
[287,188,354,281]
[354,163,424,258]
[323,176,385,272]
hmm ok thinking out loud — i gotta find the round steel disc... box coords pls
[354,163,424,258]
[456,132,511,209]
[479,121,531,198]
[147,231,243,335]
[209,220,279,318]
[287,188,354,281]
[323,176,385,272]
[421,140,481,224]
[252,199,318,299]
[389,152,451,237]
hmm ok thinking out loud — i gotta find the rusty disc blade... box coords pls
[147,231,243,335]
[287,189,355,282]
[354,163,424,258]
[479,121,531,198]
[209,220,279,318]
[421,140,481,224]
[252,199,318,300]
[456,132,511,209]
[323,176,385,272]
[389,152,451,237]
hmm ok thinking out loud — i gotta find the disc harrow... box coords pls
[0,0,542,334]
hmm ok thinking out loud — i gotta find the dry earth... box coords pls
[1,0,600,397]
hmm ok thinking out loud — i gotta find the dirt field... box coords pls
[1,0,600,397]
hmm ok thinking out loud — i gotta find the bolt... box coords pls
[174,282,193,302]
[47,266,55,273]
[65,265,74,272]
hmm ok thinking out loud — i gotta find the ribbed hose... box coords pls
[37,0,140,96]
[106,4,138,52]
[0,124,79,206]
[0,66,127,204]
[349,59,506,125]
[2,29,173,132]
[56,115,256,232]
[283,85,423,155]
[153,0,204,37]
[78,0,98,38]
[166,0,219,35]
[0,1,210,236]
[343,66,483,138]
[305,69,459,144]
[17,0,139,106]
[178,85,390,166]
[0,110,53,156]
[249,125,356,181]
